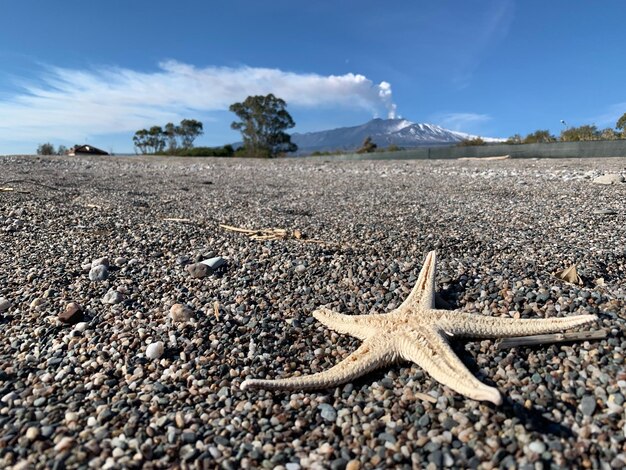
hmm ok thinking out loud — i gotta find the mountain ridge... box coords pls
[290,118,502,154]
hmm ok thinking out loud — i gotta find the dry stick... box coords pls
[219,224,257,234]
[213,301,220,320]
[1,179,60,191]
[496,329,607,350]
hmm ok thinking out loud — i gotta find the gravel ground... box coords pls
[0,154,625,469]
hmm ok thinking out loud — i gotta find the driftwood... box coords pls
[496,329,607,350]
[219,223,329,244]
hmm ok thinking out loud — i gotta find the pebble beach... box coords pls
[1,154,625,469]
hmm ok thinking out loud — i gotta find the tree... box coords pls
[164,122,179,153]
[57,145,68,155]
[356,136,378,153]
[133,127,166,154]
[133,129,149,154]
[147,126,166,153]
[230,94,297,157]
[177,119,203,150]
[560,125,600,142]
[37,143,55,155]
[523,130,556,144]
[616,113,626,136]
[506,134,522,144]
[600,128,619,140]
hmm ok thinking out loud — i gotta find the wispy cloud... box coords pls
[0,61,397,142]
[431,112,491,131]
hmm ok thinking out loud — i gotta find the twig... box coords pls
[414,392,438,404]
[496,329,607,350]
[1,179,60,191]
[163,218,193,223]
[0,187,30,194]
[220,223,333,245]
[213,301,220,320]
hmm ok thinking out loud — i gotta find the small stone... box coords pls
[176,255,191,265]
[528,441,546,454]
[89,264,109,281]
[200,256,226,270]
[593,173,624,185]
[295,264,306,274]
[346,461,361,470]
[114,257,128,266]
[186,263,210,279]
[59,302,83,324]
[579,395,597,416]
[318,403,337,422]
[102,289,124,305]
[146,341,164,360]
[74,322,89,333]
[25,427,40,440]
[170,303,193,322]
[0,297,12,313]
[91,257,110,268]
[54,436,74,452]
[285,464,301,470]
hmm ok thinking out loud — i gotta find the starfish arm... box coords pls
[398,328,502,405]
[399,251,437,311]
[241,339,394,392]
[312,307,382,340]
[441,311,598,339]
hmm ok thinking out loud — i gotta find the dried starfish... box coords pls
[241,251,598,404]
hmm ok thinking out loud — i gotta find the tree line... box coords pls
[132,94,298,158]
[505,113,626,144]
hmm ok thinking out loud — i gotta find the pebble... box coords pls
[579,395,597,416]
[318,403,337,422]
[170,303,193,322]
[102,289,124,305]
[91,256,110,268]
[0,297,12,313]
[114,256,128,266]
[528,441,546,454]
[54,437,75,452]
[89,264,109,281]
[25,427,40,440]
[200,256,227,270]
[146,341,165,360]
[59,302,83,324]
[186,262,210,279]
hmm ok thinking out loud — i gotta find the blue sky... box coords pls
[1,0,625,154]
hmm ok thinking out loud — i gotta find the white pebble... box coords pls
[146,341,164,360]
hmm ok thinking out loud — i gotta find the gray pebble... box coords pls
[579,395,597,416]
[318,403,337,422]
[89,264,109,281]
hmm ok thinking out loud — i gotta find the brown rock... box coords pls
[59,302,83,324]
[186,262,210,279]
[346,461,361,470]
[170,303,193,322]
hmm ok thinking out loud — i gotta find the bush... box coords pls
[173,145,234,157]
[36,143,56,155]
[457,137,486,146]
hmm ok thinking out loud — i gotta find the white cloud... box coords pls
[0,61,397,142]
[432,112,491,131]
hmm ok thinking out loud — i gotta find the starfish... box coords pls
[241,251,598,404]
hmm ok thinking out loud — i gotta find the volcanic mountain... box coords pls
[290,118,501,154]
